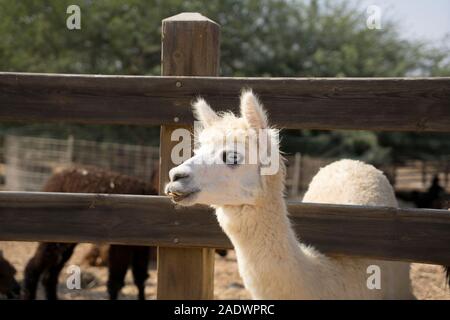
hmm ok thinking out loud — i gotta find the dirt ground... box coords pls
[0,241,448,300]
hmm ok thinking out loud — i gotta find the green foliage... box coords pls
[282,130,392,165]
[2,0,448,76]
[2,122,160,146]
[0,0,449,159]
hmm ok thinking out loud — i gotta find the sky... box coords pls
[349,0,450,45]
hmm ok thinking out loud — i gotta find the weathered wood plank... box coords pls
[0,73,449,132]
[157,12,220,300]
[0,192,224,247]
[289,203,450,266]
[0,192,449,266]
[157,247,215,300]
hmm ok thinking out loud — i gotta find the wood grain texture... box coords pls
[0,192,224,247]
[157,12,220,300]
[0,73,449,132]
[161,13,220,76]
[157,247,214,300]
[0,192,449,266]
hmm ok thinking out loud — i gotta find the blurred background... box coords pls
[0,0,449,196]
[0,0,449,300]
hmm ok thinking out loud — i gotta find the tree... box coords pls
[1,0,447,77]
[0,0,448,161]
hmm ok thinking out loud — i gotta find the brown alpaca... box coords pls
[0,250,21,299]
[22,166,158,300]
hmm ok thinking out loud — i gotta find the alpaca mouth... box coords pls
[167,190,199,203]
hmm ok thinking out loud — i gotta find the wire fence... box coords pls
[285,155,450,197]
[2,134,449,194]
[393,158,450,192]
[4,135,159,191]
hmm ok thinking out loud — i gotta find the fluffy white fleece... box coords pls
[168,91,414,299]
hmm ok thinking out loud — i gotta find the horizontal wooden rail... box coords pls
[1,72,449,132]
[0,191,449,265]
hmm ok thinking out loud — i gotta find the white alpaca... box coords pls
[165,90,413,299]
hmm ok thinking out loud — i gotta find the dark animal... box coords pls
[0,251,21,299]
[397,175,447,209]
[22,166,157,300]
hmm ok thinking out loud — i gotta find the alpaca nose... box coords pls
[169,167,190,182]
[172,172,189,182]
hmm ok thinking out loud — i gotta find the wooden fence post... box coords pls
[421,161,427,187]
[290,153,301,198]
[157,12,220,300]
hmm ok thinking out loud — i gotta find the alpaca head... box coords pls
[165,90,282,207]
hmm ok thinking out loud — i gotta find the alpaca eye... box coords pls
[222,151,243,166]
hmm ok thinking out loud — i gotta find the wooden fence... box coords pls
[0,12,450,299]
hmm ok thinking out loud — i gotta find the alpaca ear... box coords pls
[192,97,219,127]
[240,89,268,129]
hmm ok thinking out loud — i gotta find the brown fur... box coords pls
[44,166,156,195]
[0,251,20,299]
[23,165,158,300]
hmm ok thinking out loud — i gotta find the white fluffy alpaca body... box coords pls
[217,160,412,299]
[165,90,413,299]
